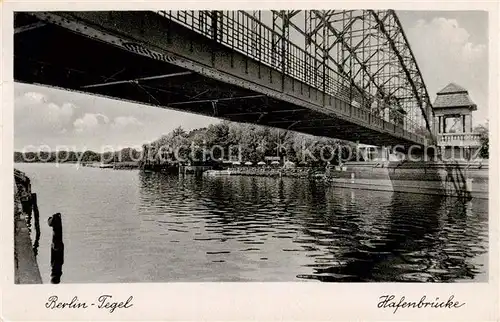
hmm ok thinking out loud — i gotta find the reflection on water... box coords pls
[33,229,40,258]
[17,163,488,283]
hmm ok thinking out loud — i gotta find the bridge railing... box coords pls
[159,11,355,102]
[437,133,482,147]
[157,10,423,138]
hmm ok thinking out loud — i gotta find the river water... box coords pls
[16,163,488,283]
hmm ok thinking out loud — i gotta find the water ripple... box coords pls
[17,164,488,283]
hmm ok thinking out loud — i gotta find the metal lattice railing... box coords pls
[157,10,425,137]
[159,11,353,100]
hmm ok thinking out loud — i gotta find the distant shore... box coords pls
[14,161,141,169]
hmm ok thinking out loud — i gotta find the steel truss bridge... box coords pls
[14,10,435,148]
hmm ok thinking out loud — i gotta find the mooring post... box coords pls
[48,213,64,284]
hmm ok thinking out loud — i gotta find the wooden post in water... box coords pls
[48,213,64,284]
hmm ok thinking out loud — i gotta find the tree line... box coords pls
[143,121,360,166]
[14,121,490,164]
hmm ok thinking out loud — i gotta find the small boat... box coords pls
[204,170,232,176]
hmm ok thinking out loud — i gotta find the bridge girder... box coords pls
[173,10,433,138]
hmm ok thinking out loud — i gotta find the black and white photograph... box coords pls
[2,3,498,321]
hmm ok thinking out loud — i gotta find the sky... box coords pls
[13,10,489,152]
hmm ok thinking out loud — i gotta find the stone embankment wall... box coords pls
[206,161,488,199]
[14,169,42,284]
[327,161,488,199]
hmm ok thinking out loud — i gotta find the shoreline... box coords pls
[15,161,141,170]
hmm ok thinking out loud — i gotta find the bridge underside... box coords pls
[14,12,424,148]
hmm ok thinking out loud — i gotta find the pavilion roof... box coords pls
[433,83,477,110]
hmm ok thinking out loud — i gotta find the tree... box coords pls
[206,122,230,159]
[474,122,489,159]
[414,125,435,144]
[147,126,190,164]
[172,126,186,137]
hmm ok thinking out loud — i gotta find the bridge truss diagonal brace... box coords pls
[81,71,194,89]
[311,10,387,99]
[273,10,366,100]
[369,10,434,137]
